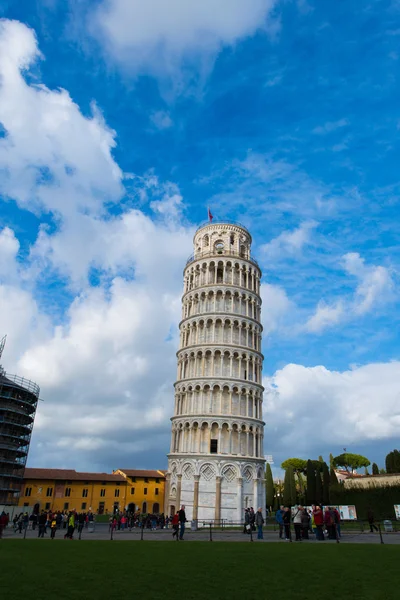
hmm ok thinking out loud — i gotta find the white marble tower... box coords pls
[165,221,265,523]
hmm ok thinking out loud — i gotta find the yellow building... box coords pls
[18,468,166,514]
[113,469,166,514]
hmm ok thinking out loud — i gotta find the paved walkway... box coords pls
[2,525,400,544]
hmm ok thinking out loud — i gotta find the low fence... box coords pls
[2,517,397,544]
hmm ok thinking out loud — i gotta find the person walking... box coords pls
[282,507,291,541]
[275,505,284,539]
[178,505,187,540]
[333,507,341,538]
[50,517,57,539]
[38,511,47,538]
[255,508,264,540]
[64,512,75,539]
[367,508,378,532]
[243,508,250,534]
[313,506,324,541]
[293,506,303,541]
[171,513,179,539]
[301,507,310,539]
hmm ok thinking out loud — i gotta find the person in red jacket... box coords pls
[313,505,324,541]
[171,513,179,539]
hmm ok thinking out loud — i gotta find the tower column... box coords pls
[176,474,182,509]
[237,477,243,522]
[215,476,222,523]
[192,475,200,522]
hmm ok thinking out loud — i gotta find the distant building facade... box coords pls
[18,468,165,514]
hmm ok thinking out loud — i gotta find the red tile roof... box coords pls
[24,468,126,482]
[116,469,166,479]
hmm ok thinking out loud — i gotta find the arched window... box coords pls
[204,235,209,247]
[153,502,160,514]
[142,502,147,513]
[215,240,224,254]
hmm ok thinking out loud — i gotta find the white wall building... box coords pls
[165,221,266,523]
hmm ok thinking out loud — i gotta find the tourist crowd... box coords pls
[275,505,341,540]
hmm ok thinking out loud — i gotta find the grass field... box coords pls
[2,540,398,599]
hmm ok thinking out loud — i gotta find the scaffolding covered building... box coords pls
[0,336,40,505]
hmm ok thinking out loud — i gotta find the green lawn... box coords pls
[2,540,398,600]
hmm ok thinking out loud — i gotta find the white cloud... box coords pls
[260,282,296,334]
[91,0,278,80]
[0,19,193,470]
[342,252,394,315]
[150,110,173,130]
[304,300,344,333]
[261,220,317,260]
[0,19,123,219]
[304,253,394,333]
[312,118,349,135]
[264,361,400,457]
[0,227,19,279]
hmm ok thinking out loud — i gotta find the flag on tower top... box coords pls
[208,207,213,222]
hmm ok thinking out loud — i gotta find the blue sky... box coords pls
[0,0,399,474]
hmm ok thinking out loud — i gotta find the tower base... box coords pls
[165,455,265,523]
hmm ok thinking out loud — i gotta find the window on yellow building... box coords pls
[131,477,136,483]
[155,488,159,496]
[100,488,106,497]
[142,502,147,513]
[82,489,88,498]
[156,478,160,483]
[101,481,107,486]
[45,503,51,510]
[131,488,135,495]
[65,487,71,497]
[23,502,29,507]
[64,502,69,510]
[82,502,87,510]
[144,478,149,483]
[25,487,32,497]
[144,487,147,495]
[46,487,53,497]
[115,489,120,497]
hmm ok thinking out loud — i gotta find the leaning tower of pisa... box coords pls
[165,221,265,523]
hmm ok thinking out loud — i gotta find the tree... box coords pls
[306,459,316,505]
[315,470,322,505]
[372,463,379,475]
[318,455,324,463]
[329,453,335,470]
[265,463,274,510]
[283,466,297,506]
[281,458,307,473]
[385,450,400,474]
[289,467,297,506]
[322,462,330,505]
[283,467,292,506]
[281,458,307,494]
[379,468,386,475]
[330,467,339,486]
[333,453,370,473]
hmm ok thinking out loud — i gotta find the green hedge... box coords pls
[330,483,400,520]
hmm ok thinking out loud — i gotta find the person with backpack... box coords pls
[275,505,284,539]
[282,507,291,541]
[255,508,264,539]
[293,505,303,541]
